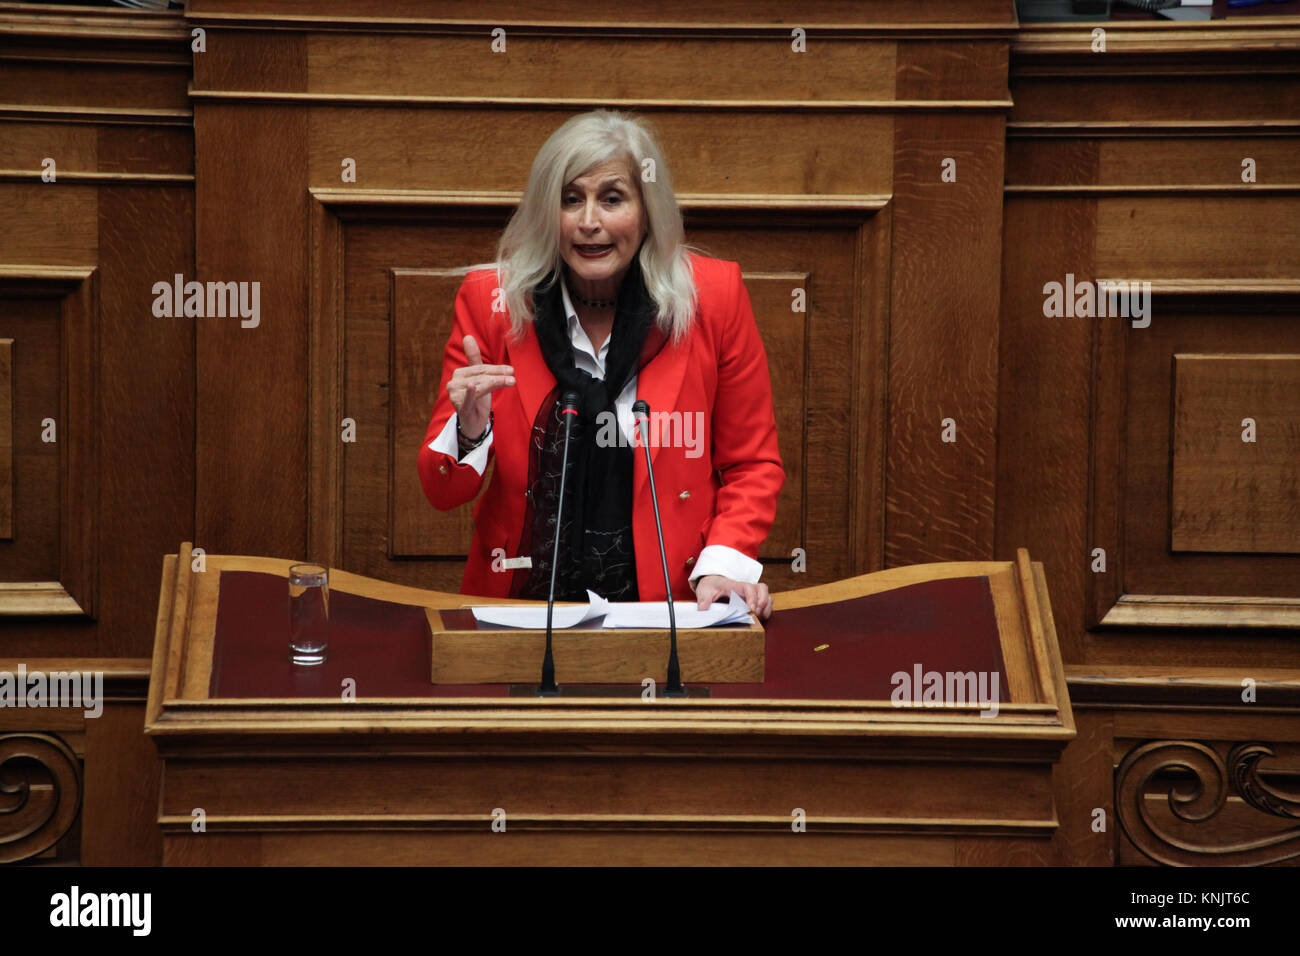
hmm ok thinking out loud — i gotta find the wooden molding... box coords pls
[191,89,1013,111]
[1087,281,1300,631]
[0,170,194,185]
[1007,120,1300,138]
[0,104,192,126]
[0,732,82,864]
[1006,184,1300,196]
[0,6,190,43]
[307,197,346,570]
[0,266,98,618]
[1116,740,1300,867]
[1067,664,1300,707]
[1014,20,1300,57]
[1100,594,1300,631]
[0,338,9,540]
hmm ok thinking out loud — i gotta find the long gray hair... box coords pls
[458,109,703,345]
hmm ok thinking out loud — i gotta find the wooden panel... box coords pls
[0,338,10,540]
[165,830,961,867]
[390,269,487,558]
[188,0,1016,28]
[1097,196,1300,279]
[887,113,1005,566]
[1171,354,1300,555]
[995,197,1096,666]
[0,299,60,582]
[308,108,894,196]
[97,186,195,656]
[1122,307,1300,600]
[0,123,97,172]
[0,62,190,112]
[897,39,1009,102]
[1011,75,1300,126]
[0,185,97,265]
[1008,137,1300,189]
[740,272,804,561]
[194,100,310,561]
[81,701,162,866]
[306,33,896,102]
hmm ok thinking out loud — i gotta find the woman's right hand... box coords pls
[447,334,515,438]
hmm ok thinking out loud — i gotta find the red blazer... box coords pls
[417,252,784,600]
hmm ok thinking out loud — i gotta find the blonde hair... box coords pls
[457,109,704,344]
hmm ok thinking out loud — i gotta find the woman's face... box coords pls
[559,160,647,294]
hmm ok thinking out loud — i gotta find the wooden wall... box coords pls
[1,0,1296,865]
[1002,20,1300,865]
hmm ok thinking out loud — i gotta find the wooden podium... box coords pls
[145,543,1074,865]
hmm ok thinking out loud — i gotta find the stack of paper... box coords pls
[469,589,754,630]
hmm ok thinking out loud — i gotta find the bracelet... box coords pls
[456,410,493,450]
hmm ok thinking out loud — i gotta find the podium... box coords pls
[145,543,1074,865]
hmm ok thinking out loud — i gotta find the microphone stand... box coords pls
[634,400,686,697]
[538,391,581,696]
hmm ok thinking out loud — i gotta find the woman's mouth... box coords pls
[575,244,612,258]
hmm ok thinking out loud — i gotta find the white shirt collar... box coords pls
[560,272,610,364]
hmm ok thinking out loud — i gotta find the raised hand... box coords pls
[447,334,515,438]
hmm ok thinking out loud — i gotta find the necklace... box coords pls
[571,288,616,309]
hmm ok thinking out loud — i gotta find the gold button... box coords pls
[679,490,690,499]
[685,556,695,567]
[439,465,448,476]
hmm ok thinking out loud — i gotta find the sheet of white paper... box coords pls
[470,590,609,629]
[601,589,754,629]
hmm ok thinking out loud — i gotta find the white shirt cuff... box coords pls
[429,412,493,476]
[689,544,762,591]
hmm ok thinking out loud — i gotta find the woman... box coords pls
[417,110,783,619]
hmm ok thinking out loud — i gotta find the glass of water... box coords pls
[288,564,329,665]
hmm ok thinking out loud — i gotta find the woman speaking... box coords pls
[417,110,783,619]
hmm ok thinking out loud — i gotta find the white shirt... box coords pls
[429,273,762,590]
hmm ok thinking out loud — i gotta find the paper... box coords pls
[466,589,755,630]
[470,590,609,629]
[601,590,754,629]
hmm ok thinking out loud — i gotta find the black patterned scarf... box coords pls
[507,252,668,601]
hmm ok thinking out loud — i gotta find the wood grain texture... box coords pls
[428,615,765,684]
[81,702,163,866]
[147,547,1070,866]
[195,95,310,559]
[389,268,490,559]
[186,0,1016,28]
[305,32,896,103]
[886,113,1004,567]
[1171,354,1300,554]
[307,109,895,195]
[0,338,10,540]
[97,186,194,655]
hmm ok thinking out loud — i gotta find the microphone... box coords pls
[633,399,686,697]
[538,390,581,696]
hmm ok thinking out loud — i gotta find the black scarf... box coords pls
[508,253,667,601]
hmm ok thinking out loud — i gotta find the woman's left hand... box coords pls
[694,575,773,621]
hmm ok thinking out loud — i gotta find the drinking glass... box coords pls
[288,564,329,665]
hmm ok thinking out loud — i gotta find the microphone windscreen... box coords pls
[561,391,581,412]
[632,399,650,417]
